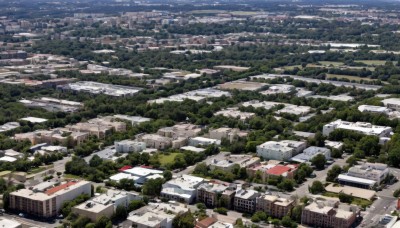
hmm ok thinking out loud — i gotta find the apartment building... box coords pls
[73,190,141,221]
[234,189,261,213]
[157,123,202,138]
[256,195,294,219]
[14,128,89,146]
[9,181,91,218]
[109,167,163,185]
[65,117,126,139]
[382,98,400,111]
[189,137,221,147]
[196,181,234,207]
[256,140,307,161]
[208,127,248,142]
[114,140,146,153]
[139,134,173,150]
[291,146,331,163]
[161,175,205,203]
[301,200,358,228]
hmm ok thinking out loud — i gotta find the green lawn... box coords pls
[326,74,376,82]
[354,60,392,66]
[322,192,372,209]
[159,153,180,165]
[282,65,302,70]
[63,174,84,179]
[0,171,11,177]
[318,61,344,66]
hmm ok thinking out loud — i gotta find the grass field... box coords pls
[322,192,372,209]
[63,174,84,179]
[318,61,344,66]
[0,171,11,177]
[326,74,376,82]
[354,60,392,66]
[159,153,180,165]
[282,65,302,70]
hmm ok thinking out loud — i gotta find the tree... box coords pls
[163,170,172,181]
[251,211,267,223]
[277,179,295,192]
[89,155,103,167]
[114,205,128,221]
[72,216,91,228]
[338,192,353,203]
[291,205,303,223]
[172,211,195,228]
[281,216,295,227]
[311,154,326,170]
[193,163,208,176]
[346,156,358,166]
[309,181,325,194]
[129,200,146,211]
[94,216,112,228]
[142,178,164,196]
[326,165,342,182]
[357,136,380,157]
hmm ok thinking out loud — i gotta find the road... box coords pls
[291,156,348,198]
[25,156,72,187]
[360,167,400,227]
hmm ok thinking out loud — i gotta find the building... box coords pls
[14,128,89,145]
[266,164,298,180]
[109,166,163,185]
[127,202,189,228]
[157,123,202,138]
[20,116,48,123]
[261,84,294,95]
[0,122,20,133]
[73,190,141,221]
[382,98,400,111]
[322,119,392,138]
[233,189,260,213]
[114,140,146,153]
[256,140,307,161]
[358,105,390,114]
[197,181,235,207]
[209,127,248,142]
[301,200,358,228]
[375,214,398,228]
[161,175,205,203]
[213,65,250,72]
[65,117,126,139]
[291,146,331,163]
[58,81,143,97]
[9,181,91,218]
[189,137,221,147]
[338,162,389,189]
[113,114,151,126]
[19,97,83,113]
[215,108,255,121]
[208,154,260,172]
[256,195,294,219]
[139,134,173,150]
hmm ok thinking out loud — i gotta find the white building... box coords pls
[208,154,260,171]
[113,114,151,125]
[73,190,141,221]
[338,162,389,189]
[322,119,392,138]
[189,137,221,147]
[358,105,390,114]
[215,108,255,121]
[115,140,146,153]
[291,146,331,163]
[261,84,294,95]
[161,175,205,203]
[382,98,400,111]
[127,202,189,228]
[0,122,20,132]
[256,140,307,161]
[110,167,163,185]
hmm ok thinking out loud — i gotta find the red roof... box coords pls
[267,165,292,176]
[119,165,132,172]
[45,181,78,195]
[196,217,217,228]
[140,165,153,169]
